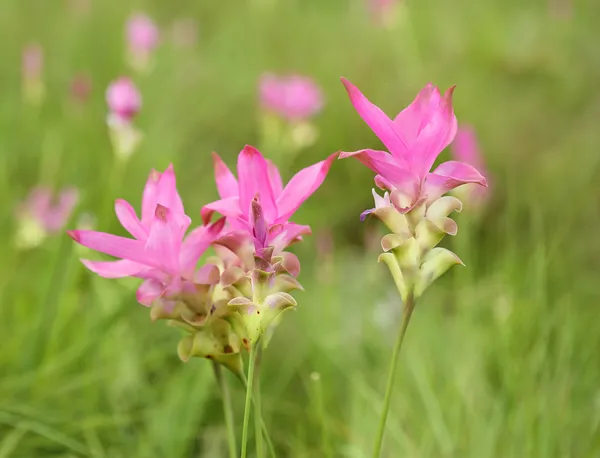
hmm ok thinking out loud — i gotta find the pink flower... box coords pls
[451,125,491,204]
[106,77,141,123]
[259,73,324,121]
[19,186,79,233]
[202,146,336,252]
[68,165,223,306]
[22,43,43,81]
[339,78,487,213]
[126,14,160,54]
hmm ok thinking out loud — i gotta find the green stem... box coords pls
[241,344,258,458]
[212,362,237,458]
[371,294,415,458]
[254,347,265,458]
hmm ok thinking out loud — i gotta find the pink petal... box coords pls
[451,125,482,168]
[200,196,242,225]
[275,153,337,223]
[115,199,147,240]
[236,145,277,222]
[141,169,161,224]
[179,218,225,274]
[68,229,158,266]
[194,264,220,284]
[341,78,407,157]
[155,164,185,216]
[267,159,283,197]
[339,149,410,178]
[212,152,239,199]
[410,86,458,178]
[270,223,312,253]
[81,259,146,278]
[425,160,488,203]
[144,204,189,274]
[136,278,164,307]
[393,84,441,146]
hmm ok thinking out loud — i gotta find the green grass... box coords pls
[1,0,600,456]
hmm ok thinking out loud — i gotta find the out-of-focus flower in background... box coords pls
[368,0,405,29]
[170,18,198,49]
[15,186,79,249]
[106,77,143,161]
[69,73,93,106]
[22,43,45,106]
[258,73,324,158]
[126,13,160,72]
[450,125,491,209]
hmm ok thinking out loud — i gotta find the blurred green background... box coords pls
[2,0,600,456]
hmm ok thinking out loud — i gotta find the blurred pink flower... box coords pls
[259,73,324,121]
[451,125,491,205]
[202,146,336,252]
[339,78,487,214]
[22,43,43,81]
[127,13,160,54]
[70,74,92,105]
[68,165,223,306]
[106,77,141,123]
[19,186,79,233]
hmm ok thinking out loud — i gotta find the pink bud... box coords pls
[22,43,43,81]
[127,14,159,54]
[259,73,324,121]
[106,77,141,122]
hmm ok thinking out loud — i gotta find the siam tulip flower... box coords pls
[106,77,143,161]
[258,73,324,155]
[202,146,336,254]
[202,146,335,345]
[339,77,487,456]
[339,78,486,216]
[67,165,245,373]
[15,186,79,249]
[21,43,45,106]
[450,125,491,208]
[126,13,160,72]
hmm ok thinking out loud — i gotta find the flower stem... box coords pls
[254,347,265,458]
[371,294,415,458]
[241,343,258,458]
[212,362,237,458]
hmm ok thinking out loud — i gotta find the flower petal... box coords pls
[425,160,487,203]
[237,145,277,222]
[141,169,161,224]
[179,218,225,274]
[201,196,242,225]
[145,204,190,274]
[393,83,441,146]
[266,159,283,197]
[137,278,165,307]
[81,259,147,278]
[341,78,408,157]
[68,229,156,266]
[155,164,185,216]
[115,199,147,240]
[339,149,412,181]
[269,223,311,253]
[409,86,458,178]
[275,153,336,223]
[212,152,239,199]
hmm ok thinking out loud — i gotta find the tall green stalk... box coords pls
[241,344,258,458]
[371,294,415,458]
[254,347,265,458]
[212,362,237,458]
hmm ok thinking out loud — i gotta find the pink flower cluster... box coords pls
[69,147,335,309]
[19,186,79,234]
